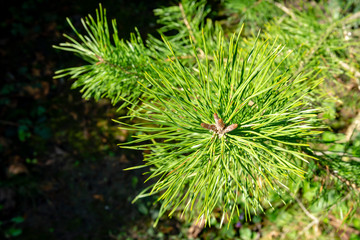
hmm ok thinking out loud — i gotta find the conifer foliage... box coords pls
[55,0,359,226]
[119,33,322,224]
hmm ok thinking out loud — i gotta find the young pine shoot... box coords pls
[119,32,322,226]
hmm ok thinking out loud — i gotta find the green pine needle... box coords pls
[119,31,323,226]
[53,4,156,108]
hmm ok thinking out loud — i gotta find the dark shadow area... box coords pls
[0,0,170,239]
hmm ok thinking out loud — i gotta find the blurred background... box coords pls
[1,0,360,239]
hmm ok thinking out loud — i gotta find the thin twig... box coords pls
[327,49,360,90]
[179,3,197,44]
[273,2,297,20]
[345,110,360,142]
[294,197,319,238]
[295,197,319,223]
[344,11,360,23]
[340,205,354,230]
[187,217,205,239]
[313,151,360,162]
[338,60,360,79]
[178,3,205,57]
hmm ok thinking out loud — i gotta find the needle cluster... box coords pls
[119,32,322,225]
[55,1,330,226]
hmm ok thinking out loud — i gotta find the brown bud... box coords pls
[223,124,238,133]
[201,123,217,131]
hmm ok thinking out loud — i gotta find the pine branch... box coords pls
[53,5,165,108]
[179,2,197,44]
[55,0,360,227]
[120,32,322,225]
